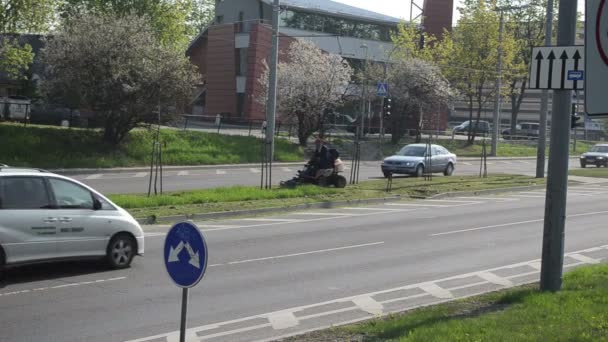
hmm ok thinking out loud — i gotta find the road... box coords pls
[67,158,584,194]
[1,184,607,342]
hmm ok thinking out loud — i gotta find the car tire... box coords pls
[444,163,454,176]
[318,176,330,187]
[334,175,347,188]
[106,234,136,269]
[0,245,5,280]
[415,165,424,178]
[581,163,586,168]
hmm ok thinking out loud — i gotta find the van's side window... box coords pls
[48,178,94,209]
[0,177,52,209]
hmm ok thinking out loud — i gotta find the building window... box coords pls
[236,48,248,76]
[236,93,245,116]
[279,9,395,42]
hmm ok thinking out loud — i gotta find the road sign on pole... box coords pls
[528,46,585,90]
[585,0,608,117]
[377,82,389,97]
[164,221,208,342]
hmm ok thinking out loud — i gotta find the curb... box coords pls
[137,196,403,224]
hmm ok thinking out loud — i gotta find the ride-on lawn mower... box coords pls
[280,158,347,188]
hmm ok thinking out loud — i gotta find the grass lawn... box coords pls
[570,167,608,178]
[285,264,608,342]
[109,174,544,219]
[0,123,304,168]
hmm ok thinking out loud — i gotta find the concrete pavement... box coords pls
[1,184,608,342]
[65,158,584,194]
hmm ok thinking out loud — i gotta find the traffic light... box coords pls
[383,97,392,117]
[571,104,582,129]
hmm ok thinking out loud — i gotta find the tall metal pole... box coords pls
[265,0,280,184]
[537,0,554,178]
[491,10,505,157]
[179,288,189,342]
[540,0,577,292]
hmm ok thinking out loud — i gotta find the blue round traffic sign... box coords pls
[164,221,208,288]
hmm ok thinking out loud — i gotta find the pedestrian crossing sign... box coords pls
[377,82,389,96]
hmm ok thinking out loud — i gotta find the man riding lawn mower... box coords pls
[280,139,347,188]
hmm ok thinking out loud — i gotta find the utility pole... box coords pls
[491,10,505,157]
[540,0,577,292]
[265,0,280,182]
[537,0,554,178]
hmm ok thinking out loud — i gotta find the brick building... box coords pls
[186,0,454,127]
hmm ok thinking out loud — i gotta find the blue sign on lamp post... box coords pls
[164,221,208,342]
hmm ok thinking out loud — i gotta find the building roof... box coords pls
[262,0,403,24]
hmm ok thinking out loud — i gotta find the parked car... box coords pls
[579,144,608,168]
[501,124,522,139]
[453,120,491,135]
[0,167,144,273]
[381,144,457,178]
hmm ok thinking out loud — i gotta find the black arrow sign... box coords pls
[572,50,582,89]
[547,51,556,88]
[560,50,568,89]
[535,50,543,89]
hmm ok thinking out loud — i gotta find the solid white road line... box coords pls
[288,212,356,216]
[242,218,304,223]
[342,207,407,211]
[250,168,261,174]
[177,170,189,176]
[85,174,103,180]
[216,170,226,175]
[133,172,148,178]
[385,203,448,207]
[455,196,517,201]
[423,199,482,204]
[282,167,293,172]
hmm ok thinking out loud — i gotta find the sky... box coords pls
[334,0,587,23]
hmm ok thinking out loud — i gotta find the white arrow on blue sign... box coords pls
[164,221,208,288]
[377,82,389,96]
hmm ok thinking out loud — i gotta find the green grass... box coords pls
[0,123,304,168]
[570,167,608,178]
[293,264,608,342]
[109,174,544,219]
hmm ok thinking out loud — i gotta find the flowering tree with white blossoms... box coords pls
[259,40,353,146]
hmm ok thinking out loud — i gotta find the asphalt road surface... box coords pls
[1,184,607,342]
[67,158,584,195]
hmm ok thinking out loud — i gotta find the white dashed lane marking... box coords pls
[0,277,127,298]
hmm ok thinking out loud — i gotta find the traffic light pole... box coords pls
[540,0,577,292]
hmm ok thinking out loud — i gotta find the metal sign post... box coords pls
[164,222,208,342]
[585,0,608,117]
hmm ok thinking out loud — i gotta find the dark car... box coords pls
[453,120,490,135]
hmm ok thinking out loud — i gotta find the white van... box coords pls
[0,167,144,272]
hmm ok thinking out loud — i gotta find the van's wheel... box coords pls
[383,172,392,178]
[444,163,454,176]
[106,234,135,269]
[317,176,330,187]
[415,165,424,178]
[581,162,586,168]
[334,175,347,188]
[0,245,5,280]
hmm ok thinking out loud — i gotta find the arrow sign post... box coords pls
[585,0,608,117]
[164,221,208,342]
[528,46,584,90]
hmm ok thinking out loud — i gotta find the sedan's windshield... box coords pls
[399,146,427,157]
[590,146,608,153]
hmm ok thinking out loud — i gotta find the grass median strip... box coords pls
[108,175,544,219]
[570,168,608,178]
[284,264,608,342]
